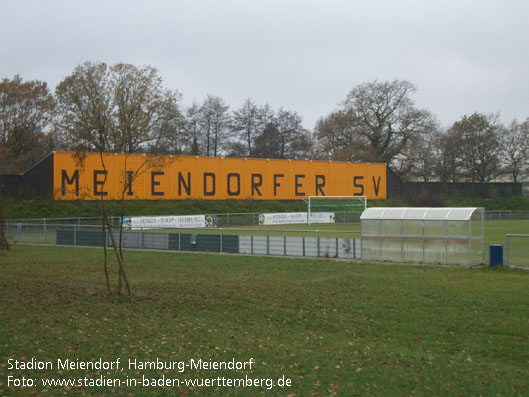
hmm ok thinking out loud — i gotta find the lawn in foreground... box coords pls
[1,246,529,396]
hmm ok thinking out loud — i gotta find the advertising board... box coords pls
[259,212,335,225]
[54,152,387,201]
[122,215,207,230]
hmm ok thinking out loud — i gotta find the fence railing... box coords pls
[5,212,527,263]
[8,210,528,229]
[484,211,529,221]
[5,212,364,228]
[505,234,529,268]
[3,223,361,260]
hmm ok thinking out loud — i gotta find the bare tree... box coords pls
[0,75,56,174]
[393,134,436,181]
[274,108,311,159]
[431,129,465,182]
[56,63,114,152]
[149,98,187,154]
[314,110,358,161]
[288,132,313,160]
[259,103,275,134]
[451,112,503,182]
[501,119,529,182]
[56,61,181,153]
[199,95,231,156]
[230,98,264,157]
[56,61,180,295]
[114,154,168,294]
[184,102,202,155]
[225,141,247,157]
[232,103,312,160]
[315,79,437,169]
[253,122,282,158]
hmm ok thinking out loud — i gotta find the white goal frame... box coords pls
[306,196,367,225]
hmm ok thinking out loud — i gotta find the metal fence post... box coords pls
[481,210,485,264]
[422,220,425,263]
[16,223,20,243]
[220,229,223,253]
[468,218,472,266]
[73,225,77,246]
[43,218,47,244]
[141,227,144,249]
[359,220,363,260]
[266,231,269,255]
[178,228,181,251]
[379,219,383,260]
[317,231,320,258]
[505,236,509,267]
[400,219,404,262]
[444,220,448,265]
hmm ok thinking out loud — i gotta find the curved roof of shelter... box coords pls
[360,207,481,221]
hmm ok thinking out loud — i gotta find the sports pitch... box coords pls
[1,242,529,395]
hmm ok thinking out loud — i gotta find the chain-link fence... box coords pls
[5,211,527,263]
[484,211,529,220]
[7,210,529,229]
[505,234,529,268]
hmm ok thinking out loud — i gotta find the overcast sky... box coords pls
[2,0,528,130]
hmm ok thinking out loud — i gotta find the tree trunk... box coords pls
[99,198,112,295]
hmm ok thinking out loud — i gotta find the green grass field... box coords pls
[1,245,529,395]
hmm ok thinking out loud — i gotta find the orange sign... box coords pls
[53,152,387,200]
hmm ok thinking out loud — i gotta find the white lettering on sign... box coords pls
[258,212,335,225]
[122,215,207,230]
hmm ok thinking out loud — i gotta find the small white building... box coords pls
[360,207,485,265]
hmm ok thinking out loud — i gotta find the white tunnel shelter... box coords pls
[360,207,485,265]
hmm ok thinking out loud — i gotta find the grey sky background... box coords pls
[2,0,528,130]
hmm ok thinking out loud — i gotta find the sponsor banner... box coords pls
[258,212,335,225]
[123,215,207,230]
